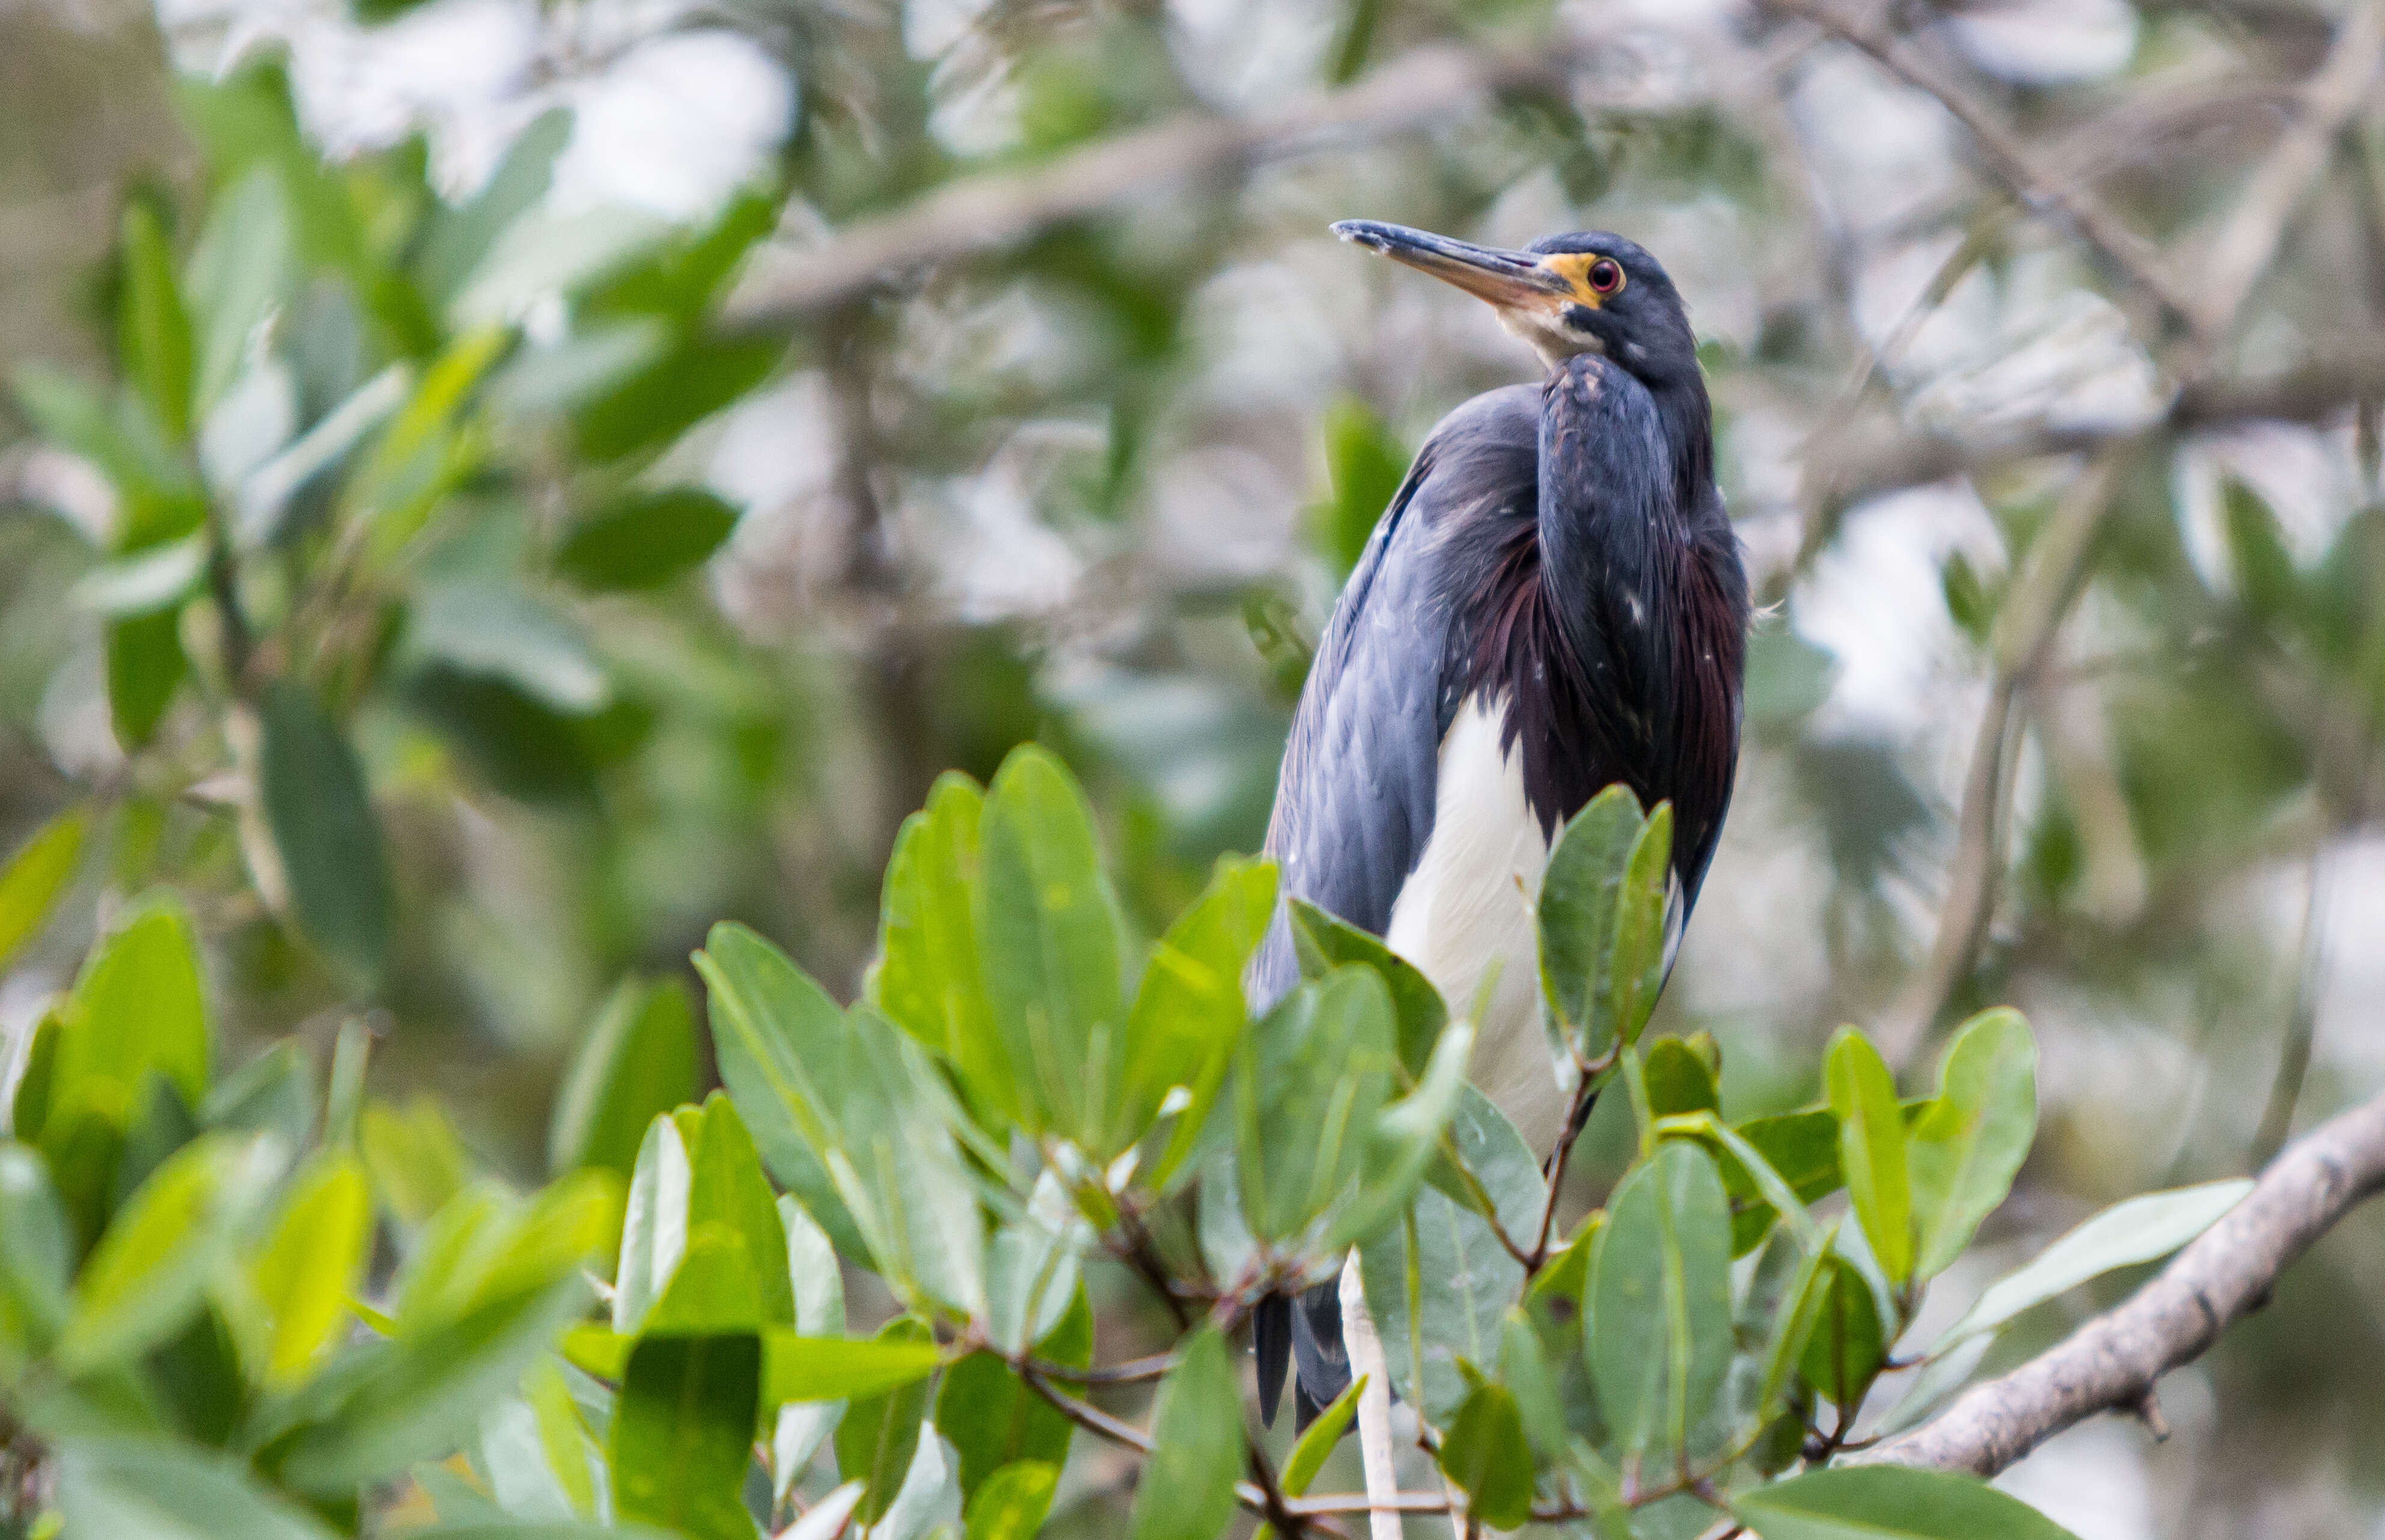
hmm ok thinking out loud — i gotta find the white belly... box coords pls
[1384,697,1567,1157]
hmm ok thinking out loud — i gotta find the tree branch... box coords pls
[722,43,1578,332]
[1861,1082,2385,1476]
[1754,0,2202,334]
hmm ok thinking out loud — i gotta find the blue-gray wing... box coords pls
[1249,383,1541,1012]
[1246,384,1539,1430]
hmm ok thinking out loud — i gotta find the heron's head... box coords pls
[1332,221,1698,387]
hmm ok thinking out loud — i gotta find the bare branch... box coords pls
[721,43,1575,332]
[1861,1083,2385,1476]
[1754,0,2202,334]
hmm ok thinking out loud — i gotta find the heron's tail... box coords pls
[1254,1281,1352,1430]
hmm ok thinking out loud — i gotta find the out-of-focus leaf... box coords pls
[1127,1325,1241,1540]
[2221,477,2300,620]
[452,205,671,327]
[835,1316,936,1526]
[47,900,209,1138]
[522,1356,599,1518]
[405,668,601,805]
[1744,627,1839,727]
[1587,1140,1733,1464]
[249,1155,371,1386]
[487,317,673,416]
[59,1437,344,1540]
[415,108,573,308]
[1288,897,1446,1078]
[574,334,781,462]
[1907,1009,2036,1280]
[1316,397,1407,578]
[0,1144,73,1366]
[361,1096,471,1226]
[612,1331,762,1540]
[405,582,611,716]
[61,1134,273,1370]
[685,1093,794,1327]
[106,608,188,751]
[1931,1179,2253,1352]
[976,744,1126,1147]
[548,976,698,1181]
[1242,590,1315,700]
[1123,855,1277,1181]
[938,1285,1087,1502]
[186,166,293,420]
[0,805,88,968]
[1235,966,1395,1242]
[70,536,205,617]
[259,678,394,985]
[118,200,195,443]
[963,1459,1058,1540]
[1828,1028,1913,1286]
[1500,1310,1567,1460]
[554,486,741,591]
[612,1114,691,1334]
[1325,1018,1473,1252]
[1438,1379,1534,1530]
[236,364,408,547]
[1644,1037,1720,1117]
[1733,1465,2082,1538]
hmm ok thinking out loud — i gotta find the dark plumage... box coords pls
[1249,225,1749,1429]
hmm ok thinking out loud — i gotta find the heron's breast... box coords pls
[1383,695,1568,1156]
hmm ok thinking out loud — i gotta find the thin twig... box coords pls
[1756,0,2200,332]
[1861,1080,2385,1475]
[1026,1349,1175,1384]
[2250,848,2335,1167]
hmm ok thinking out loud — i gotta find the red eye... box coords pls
[1587,258,1624,295]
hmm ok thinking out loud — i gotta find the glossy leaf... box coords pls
[1827,1028,1913,1286]
[612,1331,763,1540]
[259,678,394,985]
[548,976,698,1181]
[835,1316,936,1524]
[1439,1380,1535,1530]
[613,1114,692,1334]
[1907,1010,2037,1280]
[0,804,88,968]
[555,486,741,591]
[1127,1325,1242,1540]
[1735,1465,2081,1539]
[1587,1140,1733,1462]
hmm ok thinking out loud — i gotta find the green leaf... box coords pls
[873,775,1009,1122]
[696,923,870,1262]
[643,1224,765,1334]
[1644,1037,1719,1117]
[1538,785,1645,1059]
[119,200,195,442]
[1827,1028,1913,1287]
[1316,397,1408,578]
[612,1332,763,1540]
[1123,856,1277,1179]
[185,167,294,421]
[1728,1110,1843,1250]
[1233,966,1396,1242]
[60,1437,343,1540]
[1242,589,1315,700]
[548,976,698,1181]
[1284,1374,1363,1496]
[1358,1180,1521,1424]
[2221,477,2299,619]
[836,1316,936,1524]
[613,1114,691,1334]
[1287,897,1447,1077]
[1932,1179,2253,1352]
[963,1459,1059,1540]
[46,900,208,1143]
[686,1093,795,1328]
[404,583,612,717]
[415,108,573,308]
[1797,1253,1884,1411]
[249,1155,371,1386]
[0,1144,73,1368]
[574,333,781,462]
[259,678,394,985]
[361,1096,471,1227]
[976,744,1126,1147]
[1586,1140,1733,1464]
[1438,1380,1535,1530]
[1907,1009,2036,1280]
[451,206,671,328]
[937,1286,1088,1502]
[1328,1015,1470,1253]
[0,805,88,969]
[1427,1085,1546,1248]
[61,1133,273,1370]
[1734,1465,2081,1539]
[106,608,188,751]
[555,486,742,591]
[1607,804,1674,1048]
[1498,1310,1567,1460]
[1127,1325,1242,1540]
[783,1196,846,1336]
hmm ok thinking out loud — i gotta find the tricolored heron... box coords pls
[1250,222,1750,1428]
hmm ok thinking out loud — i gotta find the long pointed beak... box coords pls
[1332,220,1572,313]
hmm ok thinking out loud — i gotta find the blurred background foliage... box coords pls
[2,0,2385,1533]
